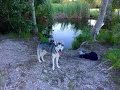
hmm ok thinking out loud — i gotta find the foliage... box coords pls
[0,0,53,40]
[97,29,113,44]
[52,1,90,20]
[104,48,120,69]
[51,0,61,3]
[111,23,120,45]
[19,31,32,39]
[72,27,92,49]
[38,33,48,42]
[51,0,101,8]
[98,23,120,45]
[35,0,46,6]
[0,0,32,33]
[112,0,120,9]
[112,14,120,25]
[36,0,53,32]
[0,0,32,34]
[72,23,120,49]
[90,9,99,19]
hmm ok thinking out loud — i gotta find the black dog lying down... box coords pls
[79,51,98,61]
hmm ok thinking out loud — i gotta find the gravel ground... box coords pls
[0,36,119,90]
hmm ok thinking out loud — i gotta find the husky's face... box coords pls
[54,42,64,53]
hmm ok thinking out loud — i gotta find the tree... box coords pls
[30,0,38,34]
[92,0,109,41]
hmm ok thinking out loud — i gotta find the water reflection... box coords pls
[51,19,101,49]
[52,22,82,49]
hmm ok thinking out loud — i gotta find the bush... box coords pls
[38,33,48,42]
[98,23,120,45]
[0,0,33,34]
[90,9,99,19]
[97,29,113,44]
[52,1,89,20]
[104,48,120,69]
[72,27,92,49]
[111,23,120,45]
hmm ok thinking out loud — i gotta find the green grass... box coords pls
[52,1,89,19]
[97,29,113,44]
[72,22,120,49]
[90,8,99,19]
[38,33,48,42]
[3,31,32,40]
[104,48,120,69]
[72,27,92,49]
[19,31,32,39]
[97,23,120,45]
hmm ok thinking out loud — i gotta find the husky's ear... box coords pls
[62,41,64,45]
[60,40,64,46]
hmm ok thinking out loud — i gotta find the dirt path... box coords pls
[0,37,119,90]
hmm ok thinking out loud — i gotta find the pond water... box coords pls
[52,19,97,49]
[52,22,82,49]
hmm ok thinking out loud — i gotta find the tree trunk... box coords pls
[30,0,38,34]
[92,0,109,41]
[105,0,113,30]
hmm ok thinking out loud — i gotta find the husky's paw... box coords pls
[38,60,42,63]
[42,60,45,62]
[52,67,55,70]
[57,65,60,69]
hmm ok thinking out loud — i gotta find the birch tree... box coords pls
[92,0,109,41]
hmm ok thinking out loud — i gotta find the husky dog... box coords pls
[37,41,64,70]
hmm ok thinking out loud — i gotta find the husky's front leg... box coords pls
[52,54,56,70]
[41,56,45,62]
[41,50,46,62]
[56,55,60,68]
[37,48,42,63]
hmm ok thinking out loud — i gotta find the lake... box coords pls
[52,22,82,49]
[52,19,97,49]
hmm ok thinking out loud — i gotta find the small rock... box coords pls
[21,72,26,77]
[50,79,59,86]
[43,69,48,73]
[96,86,104,90]
[84,85,94,90]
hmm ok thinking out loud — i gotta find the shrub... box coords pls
[52,1,89,20]
[111,23,120,45]
[72,27,92,49]
[90,9,99,19]
[38,33,48,42]
[98,23,120,45]
[104,48,120,69]
[97,29,113,44]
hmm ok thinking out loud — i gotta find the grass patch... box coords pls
[5,31,32,40]
[52,1,89,19]
[97,29,113,44]
[104,48,120,69]
[72,27,92,49]
[19,31,32,39]
[38,33,48,42]
[98,23,120,45]
[90,8,99,19]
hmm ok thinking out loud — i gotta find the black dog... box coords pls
[79,51,98,61]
